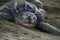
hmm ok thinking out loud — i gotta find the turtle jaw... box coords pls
[15,18,35,28]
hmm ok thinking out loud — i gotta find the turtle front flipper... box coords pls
[0,12,14,21]
[35,22,60,35]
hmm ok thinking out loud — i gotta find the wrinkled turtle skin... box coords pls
[26,0,47,17]
[0,1,60,35]
[26,0,43,9]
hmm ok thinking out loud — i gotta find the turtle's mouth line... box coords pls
[17,20,35,27]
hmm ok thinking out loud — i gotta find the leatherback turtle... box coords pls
[0,0,60,35]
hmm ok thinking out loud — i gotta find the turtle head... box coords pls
[21,12,37,27]
[15,12,37,28]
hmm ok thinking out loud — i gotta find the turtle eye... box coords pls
[33,17,35,20]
